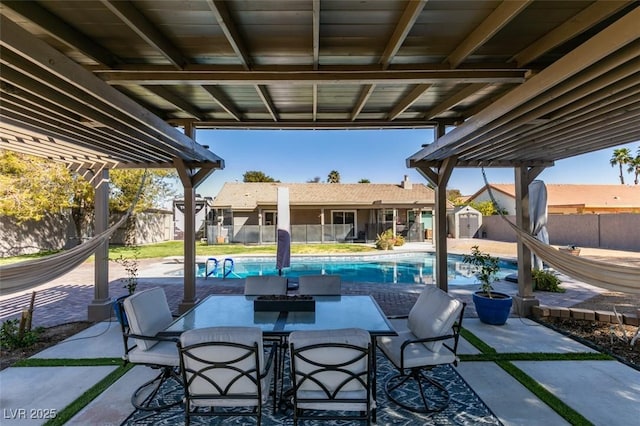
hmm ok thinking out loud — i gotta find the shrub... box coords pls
[532,269,565,293]
[0,319,42,350]
[375,229,395,250]
[394,235,405,246]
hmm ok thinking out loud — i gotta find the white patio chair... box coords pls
[178,326,276,425]
[377,285,465,413]
[288,328,373,425]
[298,274,342,295]
[121,287,181,411]
[244,275,288,295]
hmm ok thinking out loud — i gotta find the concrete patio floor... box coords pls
[1,317,638,425]
[1,240,639,424]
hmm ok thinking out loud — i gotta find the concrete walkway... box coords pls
[1,317,638,425]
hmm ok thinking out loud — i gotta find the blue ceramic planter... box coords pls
[472,292,512,325]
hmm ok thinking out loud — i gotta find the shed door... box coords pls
[459,213,479,238]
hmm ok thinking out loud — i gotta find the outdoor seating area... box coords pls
[2,268,639,425]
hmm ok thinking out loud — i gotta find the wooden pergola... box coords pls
[1,1,638,319]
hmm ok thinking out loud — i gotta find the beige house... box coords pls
[467,184,640,215]
[211,177,448,244]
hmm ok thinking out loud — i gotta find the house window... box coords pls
[332,210,356,226]
[379,209,394,223]
[264,211,277,226]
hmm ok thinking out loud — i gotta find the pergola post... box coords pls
[175,146,218,313]
[414,124,456,291]
[88,168,112,321]
[513,165,544,316]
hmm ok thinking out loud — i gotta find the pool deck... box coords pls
[2,240,639,328]
[1,240,639,425]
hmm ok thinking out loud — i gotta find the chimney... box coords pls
[401,175,412,189]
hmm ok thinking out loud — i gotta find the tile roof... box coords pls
[471,184,640,208]
[212,182,436,210]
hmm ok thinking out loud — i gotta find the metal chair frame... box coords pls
[178,338,276,425]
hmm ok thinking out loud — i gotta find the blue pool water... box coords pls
[190,253,517,286]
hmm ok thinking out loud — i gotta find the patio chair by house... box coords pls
[288,328,373,425]
[298,274,342,295]
[178,326,276,425]
[377,285,465,413]
[121,287,181,411]
[244,275,288,295]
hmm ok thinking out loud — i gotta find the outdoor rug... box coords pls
[121,352,502,425]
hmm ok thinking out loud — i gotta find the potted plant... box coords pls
[463,245,512,325]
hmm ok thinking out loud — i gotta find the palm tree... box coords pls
[327,170,341,183]
[627,155,640,185]
[610,148,632,184]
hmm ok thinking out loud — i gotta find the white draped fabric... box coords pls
[528,180,549,270]
[0,213,130,294]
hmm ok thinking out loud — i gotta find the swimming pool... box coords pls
[185,253,517,286]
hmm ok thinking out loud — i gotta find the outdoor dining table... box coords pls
[160,294,396,410]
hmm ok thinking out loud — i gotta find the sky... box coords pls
[192,128,639,198]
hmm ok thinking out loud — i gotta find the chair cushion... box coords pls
[180,327,273,407]
[289,328,370,395]
[127,340,179,366]
[378,330,457,369]
[407,285,463,352]
[123,288,174,351]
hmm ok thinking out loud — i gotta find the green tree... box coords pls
[243,170,278,182]
[447,189,464,205]
[468,200,507,216]
[109,169,177,213]
[610,148,632,184]
[306,176,321,183]
[327,170,340,183]
[0,152,76,223]
[1,152,178,240]
[627,149,640,185]
[358,178,370,183]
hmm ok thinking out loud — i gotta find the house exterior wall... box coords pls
[479,214,640,251]
[292,209,320,224]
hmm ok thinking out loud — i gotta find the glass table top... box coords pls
[162,295,395,336]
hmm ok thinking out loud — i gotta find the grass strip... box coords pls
[461,327,597,425]
[460,352,613,362]
[460,327,496,353]
[496,360,594,426]
[43,363,134,426]
[13,358,123,367]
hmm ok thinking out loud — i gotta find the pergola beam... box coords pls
[144,85,208,121]
[352,0,429,120]
[1,0,122,67]
[424,83,489,120]
[512,1,632,67]
[101,70,526,85]
[202,85,242,121]
[408,8,640,163]
[446,0,532,68]
[387,84,432,121]
[100,0,187,69]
